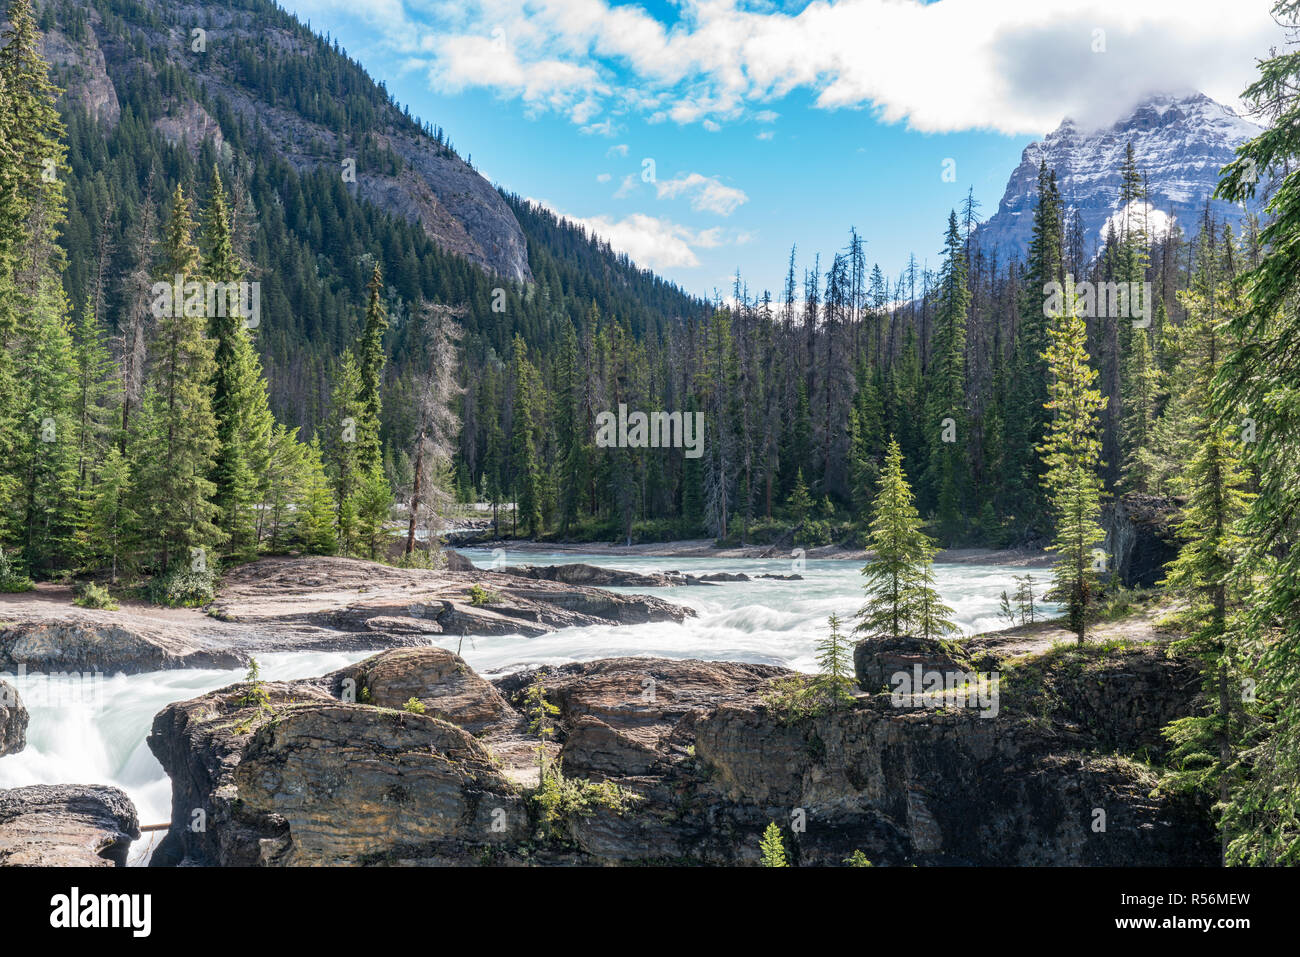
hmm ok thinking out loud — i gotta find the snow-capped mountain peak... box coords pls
[975,92,1263,263]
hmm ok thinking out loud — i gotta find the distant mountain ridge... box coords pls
[975,92,1264,263]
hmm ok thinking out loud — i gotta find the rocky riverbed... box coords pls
[139,634,1212,867]
[0,551,1214,867]
[0,555,692,675]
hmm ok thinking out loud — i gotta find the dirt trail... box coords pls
[965,602,1178,660]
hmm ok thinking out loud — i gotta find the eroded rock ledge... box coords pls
[147,638,1214,867]
[0,784,139,867]
[0,556,693,674]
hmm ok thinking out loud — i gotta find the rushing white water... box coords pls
[0,550,1054,865]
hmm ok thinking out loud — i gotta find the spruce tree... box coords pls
[1039,278,1108,645]
[856,437,954,641]
[816,612,856,710]
[357,261,389,476]
[925,211,971,542]
[204,169,272,557]
[1161,246,1253,864]
[759,822,789,867]
[1210,17,1300,858]
[135,185,220,571]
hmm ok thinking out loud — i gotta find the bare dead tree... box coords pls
[404,301,464,558]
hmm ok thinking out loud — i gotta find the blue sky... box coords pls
[280,0,1276,298]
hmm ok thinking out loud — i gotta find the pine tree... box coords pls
[134,185,220,571]
[816,612,856,710]
[204,169,272,557]
[856,438,954,640]
[1039,278,1108,645]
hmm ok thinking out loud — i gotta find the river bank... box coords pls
[456,536,1055,566]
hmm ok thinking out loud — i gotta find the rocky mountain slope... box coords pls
[976,92,1264,263]
[31,0,530,282]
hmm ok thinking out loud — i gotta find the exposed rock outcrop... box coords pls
[1102,493,1182,587]
[0,784,139,867]
[0,617,246,675]
[147,654,528,866]
[0,556,693,673]
[0,679,26,757]
[148,640,1214,867]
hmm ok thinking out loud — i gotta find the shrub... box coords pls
[844,850,874,867]
[147,563,219,607]
[467,583,500,606]
[402,696,427,714]
[0,550,33,593]
[73,581,119,610]
[532,762,641,838]
[760,822,789,866]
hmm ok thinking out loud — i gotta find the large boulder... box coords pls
[148,651,528,866]
[0,784,139,866]
[232,706,528,865]
[317,647,515,734]
[0,679,26,756]
[853,634,971,694]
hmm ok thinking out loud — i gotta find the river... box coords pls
[0,549,1055,863]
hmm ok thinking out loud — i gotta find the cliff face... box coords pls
[148,640,1215,867]
[33,0,531,283]
[0,679,26,758]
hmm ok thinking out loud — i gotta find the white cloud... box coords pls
[613,172,640,198]
[656,172,749,216]
[756,130,774,141]
[525,199,728,269]
[365,0,1277,135]
[596,172,612,182]
[606,143,630,157]
[580,117,620,136]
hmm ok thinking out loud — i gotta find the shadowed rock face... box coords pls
[1103,493,1181,588]
[0,784,139,866]
[0,679,26,757]
[147,653,528,867]
[148,643,1215,867]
